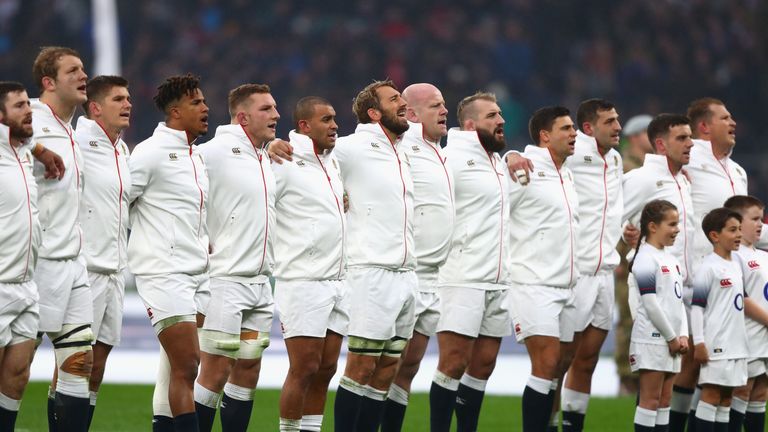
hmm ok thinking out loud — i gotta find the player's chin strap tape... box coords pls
[51,324,93,348]
[383,336,408,358]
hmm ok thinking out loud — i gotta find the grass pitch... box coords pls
[17,382,638,431]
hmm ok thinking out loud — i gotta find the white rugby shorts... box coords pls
[90,271,125,346]
[564,272,614,333]
[202,278,274,335]
[34,256,92,333]
[136,272,210,330]
[275,279,349,338]
[629,342,681,373]
[0,280,39,346]
[699,358,748,387]
[509,284,576,343]
[346,267,417,341]
[436,286,510,338]
[748,358,768,379]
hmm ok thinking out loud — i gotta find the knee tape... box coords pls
[198,329,241,359]
[383,337,408,358]
[238,331,270,360]
[51,324,94,398]
[347,336,385,356]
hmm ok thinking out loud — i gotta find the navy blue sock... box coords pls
[729,409,745,432]
[195,401,216,432]
[562,410,585,432]
[744,410,766,432]
[455,382,484,432]
[334,385,363,432]
[0,406,19,432]
[48,396,57,432]
[429,381,458,432]
[355,395,385,432]
[174,412,199,432]
[54,392,89,432]
[522,385,551,432]
[219,393,253,432]
[152,415,174,432]
[381,398,407,432]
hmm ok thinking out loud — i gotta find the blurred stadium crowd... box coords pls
[1,0,767,196]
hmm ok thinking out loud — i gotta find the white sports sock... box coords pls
[634,406,656,427]
[562,388,590,414]
[670,389,693,413]
[731,397,748,414]
[223,382,255,402]
[656,407,670,425]
[300,414,323,432]
[338,376,366,396]
[194,381,221,408]
[432,371,460,391]
[89,390,98,407]
[362,385,388,401]
[460,374,487,392]
[715,405,730,423]
[695,401,717,422]
[747,401,767,413]
[387,384,409,406]
[279,417,301,431]
[0,393,21,412]
[526,375,552,395]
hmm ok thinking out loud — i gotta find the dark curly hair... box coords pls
[153,73,201,113]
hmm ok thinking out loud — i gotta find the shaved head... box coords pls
[402,83,448,141]
[403,83,440,110]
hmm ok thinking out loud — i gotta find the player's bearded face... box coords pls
[2,91,33,141]
[375,86,409,136]
[477,125,505,153]
[379,104,409,136]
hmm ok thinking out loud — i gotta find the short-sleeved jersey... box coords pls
[734,245,768,357]
[692,252,748,360]
[631,243,686,345]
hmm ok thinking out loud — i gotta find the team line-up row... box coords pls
[0,45,765,432]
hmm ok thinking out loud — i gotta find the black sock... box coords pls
[635,425,655,432]
[334,385,363,432]
[429,381,458,432]
[152,415,175,432]
[355,395,385,432]
[655,424,670,432]
[455,382,485,432]
[381,398,407,432]
[522,385,552,432]
[219,393,253,432]
[87,403,95,429]
[54,392,89,432]
[729,409,745,432]
[689,410,700,432]
[548,425,559,432]
[745,410,766,432]
[0,406,19,431]
[195,401,217,432]
[48,396,57,432]
[714,420,728,432]
[174,412,199,432]
[669,386,694,432]
[562,411,585,432]
[696,417,715,432]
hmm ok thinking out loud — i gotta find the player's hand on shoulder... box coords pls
[268,139,293,164]
[505,152,533,185]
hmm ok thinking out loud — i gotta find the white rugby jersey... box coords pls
[687,139,749,261]
[198,124,274,283]
[622,154,695,286]
[567,132,623,275]
[30,99,84,260]
[691,252,748,360]
[272,130,345,281]
[128,123,209,276]
[438,128,509,289]
[734,245,768,357]
[401,122,454,287]
[631,243,687,346]
[334,123,415,270]
[508,144,579,288]
[75,117,131,274]
[0,125,41,283]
